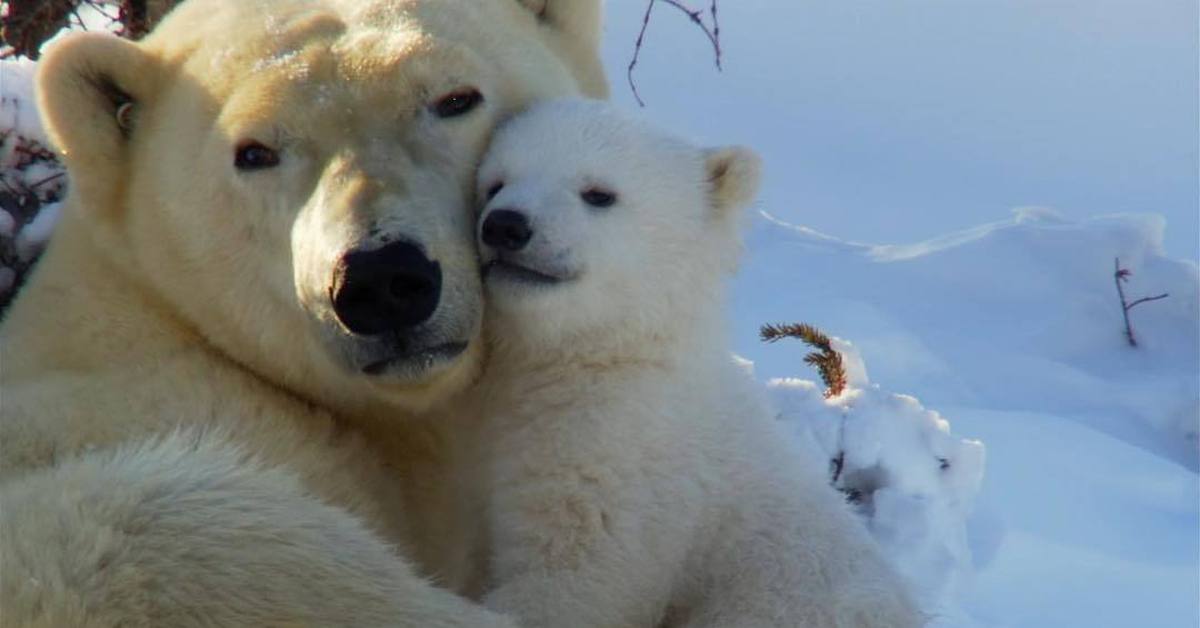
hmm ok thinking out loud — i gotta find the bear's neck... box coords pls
[1,207,205,376]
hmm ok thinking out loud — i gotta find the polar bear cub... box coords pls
[473,99,922,628]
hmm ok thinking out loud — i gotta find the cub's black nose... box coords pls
[480,209,533,252]
[331,240,442,336]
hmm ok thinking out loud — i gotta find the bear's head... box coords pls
[475,100,761,354]
[34,0,605,412]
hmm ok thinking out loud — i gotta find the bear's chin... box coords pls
[359,341,470,377]
[316,319,477,382]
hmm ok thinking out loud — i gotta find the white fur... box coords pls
[0,1,605,624]
[472,100,924,627]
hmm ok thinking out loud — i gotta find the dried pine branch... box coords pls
[760,322,847,398]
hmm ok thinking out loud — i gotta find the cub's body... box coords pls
[472,101,922,627]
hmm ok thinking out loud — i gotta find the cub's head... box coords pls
[34,0,604,411]
[476,100,761,350]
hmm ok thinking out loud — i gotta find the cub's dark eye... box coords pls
[234,141,280,171]
[485,181,504,200]
[580,188,616,208]
[432,88,484,118]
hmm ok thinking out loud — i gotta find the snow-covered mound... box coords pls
[1,58,65,305]
[0,59,49,146]
[732,211,1199,627]
[735,209,1199,469]
[757,338,984,623]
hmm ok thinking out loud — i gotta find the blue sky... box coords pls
[601,0,1199,260]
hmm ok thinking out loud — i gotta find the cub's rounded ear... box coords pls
[516,0,607,97]
[35,33,158,211]
[705,146,763,218]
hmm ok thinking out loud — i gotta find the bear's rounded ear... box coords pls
[705,146,763,218]
[516,0,607,97]
[35,33,158,213]
[516,0,602,43]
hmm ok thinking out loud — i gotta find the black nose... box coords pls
[480,209,533,252]
[331,240,442,336]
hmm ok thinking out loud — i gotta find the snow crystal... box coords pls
[16,202,60,262]
[0,59,50,146]
[0,209,14,238]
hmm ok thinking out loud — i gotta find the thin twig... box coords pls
[830,450,845,484]
[709,0,720,66]
[626,0,722,107]
[1114,257,1169,348]
[1127,294,1170,310]
[0,177,19,196]
[625,0,656,107]
[26,171,66,190]
[658,0,721,69]
[68,6,89,30]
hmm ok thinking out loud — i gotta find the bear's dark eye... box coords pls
[580,188,616,208]
[234,141,280,171]
[485,181,504,200]
[432,88,484,119]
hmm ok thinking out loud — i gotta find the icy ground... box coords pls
[735,210,1199,627]
[600,1,1199,624]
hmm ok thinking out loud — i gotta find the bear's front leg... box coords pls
[482,468,686,628]
[0,431,517,628]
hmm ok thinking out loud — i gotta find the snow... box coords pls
[1,59,66,303]
[15,201,60,262]
[2,4,1197,627]
[766,342,986,623]
[600,0,1200,260]
[738,210,1199,465]
[0,58,48,146]
[594,9,1198,620]
[733,211,1199,626]
[0,208,14,238]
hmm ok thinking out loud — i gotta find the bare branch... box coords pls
[657,0,721,69]
[626,0,722,107]
[1,0,77,60]
[26,171,67,190]
[625,1,656,107]
[1126,294,1169,310]
[1113,257,1170,348]
[1,0,176,58]
[117,0,150,39]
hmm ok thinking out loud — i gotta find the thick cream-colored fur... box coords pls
[473,101,925,628]
[0,0,604,624]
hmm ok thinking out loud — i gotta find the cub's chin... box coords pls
[482,258,579,291]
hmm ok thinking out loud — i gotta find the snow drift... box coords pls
[734,210,1198,627]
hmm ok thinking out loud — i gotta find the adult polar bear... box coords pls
[0,0,604,625]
